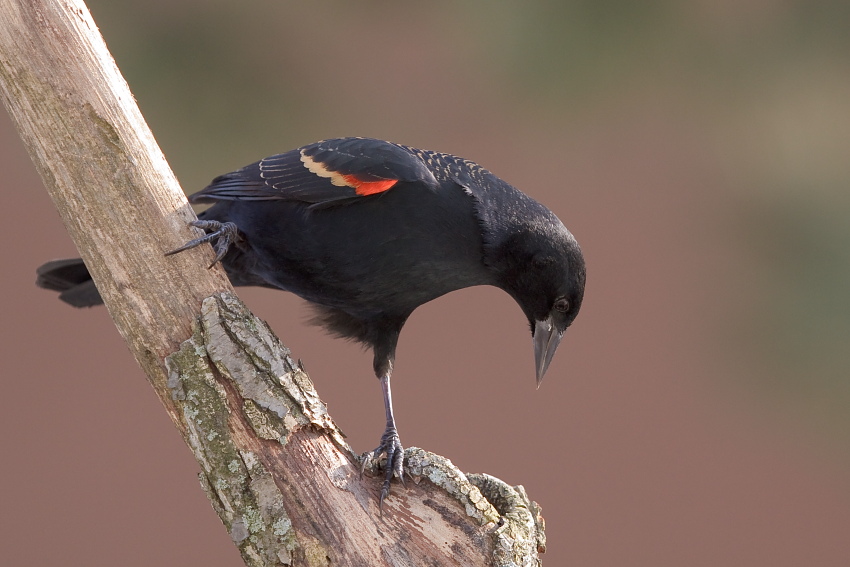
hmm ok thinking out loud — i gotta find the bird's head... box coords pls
[491,214,586,386]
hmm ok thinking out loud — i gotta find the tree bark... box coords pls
[0,1,546,565]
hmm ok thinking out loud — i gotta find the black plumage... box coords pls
[36,137,586,505]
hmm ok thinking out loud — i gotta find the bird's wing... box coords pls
[189,138,438,208]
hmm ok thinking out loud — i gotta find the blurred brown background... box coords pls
[2,1,850,565]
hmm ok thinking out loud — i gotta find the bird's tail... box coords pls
[35,258,103,307]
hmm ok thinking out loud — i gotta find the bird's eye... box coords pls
[553,298,570,312]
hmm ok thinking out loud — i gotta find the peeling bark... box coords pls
[0,1,546,565]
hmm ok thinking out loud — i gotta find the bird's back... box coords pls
[199,165,494,320]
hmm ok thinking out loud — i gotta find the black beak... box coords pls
[533,316,563,387]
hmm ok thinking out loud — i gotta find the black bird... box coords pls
[36,137,586,505]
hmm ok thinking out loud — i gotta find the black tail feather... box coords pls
[36,258,103,307]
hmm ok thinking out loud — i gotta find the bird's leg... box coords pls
[165,220,239,267]
[363,374,405,510]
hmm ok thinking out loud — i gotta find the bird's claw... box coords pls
[361,427,405,512]
[165,220,239,267]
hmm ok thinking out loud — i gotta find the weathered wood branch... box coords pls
[0,1,546,565]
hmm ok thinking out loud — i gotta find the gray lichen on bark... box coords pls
[468,473,547,566]
[403,448,501,525]
[165,300,302,566]
[197,293,347,448]
[165,292,546,566]
[400,448,547,567]
[165,292,353,565]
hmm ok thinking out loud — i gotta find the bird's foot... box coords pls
[165,220,239,267]
[361,427,405,511]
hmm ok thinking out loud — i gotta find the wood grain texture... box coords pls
[0,0,233,421]
[0,1,545,564]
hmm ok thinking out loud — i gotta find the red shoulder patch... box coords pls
[301,153,397,196]
[341,175,397,196]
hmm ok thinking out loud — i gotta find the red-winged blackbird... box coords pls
[37,137,586,505]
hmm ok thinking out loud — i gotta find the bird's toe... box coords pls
[361,428,405,511]
[165,220,239,267]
